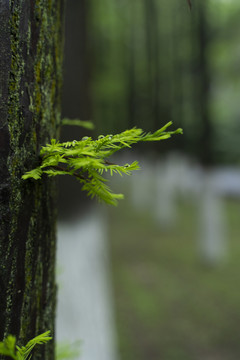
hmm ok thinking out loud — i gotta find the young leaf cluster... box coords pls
[22,121,182,205]
[0,331,52,360]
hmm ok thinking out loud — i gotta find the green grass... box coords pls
[108,197,240,360]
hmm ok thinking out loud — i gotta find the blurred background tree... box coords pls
[62,0,240,165]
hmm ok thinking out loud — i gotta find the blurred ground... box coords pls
[57,152,240,360]
[108,156,240,360]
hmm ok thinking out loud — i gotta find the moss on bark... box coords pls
[0,1,65,359]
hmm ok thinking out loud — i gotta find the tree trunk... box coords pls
[191,0,213,165]
[197,1,212,166]
[0,1,64,359]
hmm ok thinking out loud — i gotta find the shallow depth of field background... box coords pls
[56,1,240,359]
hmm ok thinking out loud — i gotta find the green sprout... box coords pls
[0,331,52,360]
[22,121,182,206]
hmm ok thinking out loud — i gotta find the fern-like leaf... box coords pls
[0,332,52,360]
[22,122,182,205]
[16,331,52,360]
[0,335,18,360]
[22,168,42,180]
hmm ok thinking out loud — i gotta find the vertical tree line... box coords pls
[86,0,215,162]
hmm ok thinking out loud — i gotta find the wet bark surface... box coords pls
[0,1,65,359]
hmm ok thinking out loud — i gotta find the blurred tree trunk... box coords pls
[144,0,160,129]
[62,0,91,121]
[59,0,92,219]
[0,1,64,359]
[170,2,185,151]
[127,2,137,128]
[193,0,213,165]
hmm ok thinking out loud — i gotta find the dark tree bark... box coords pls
[0,1,64,359]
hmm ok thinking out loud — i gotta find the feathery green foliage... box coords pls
[22,121,182,205]
[0,331,52,360]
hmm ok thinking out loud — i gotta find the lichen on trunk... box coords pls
[0,1,65,359]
